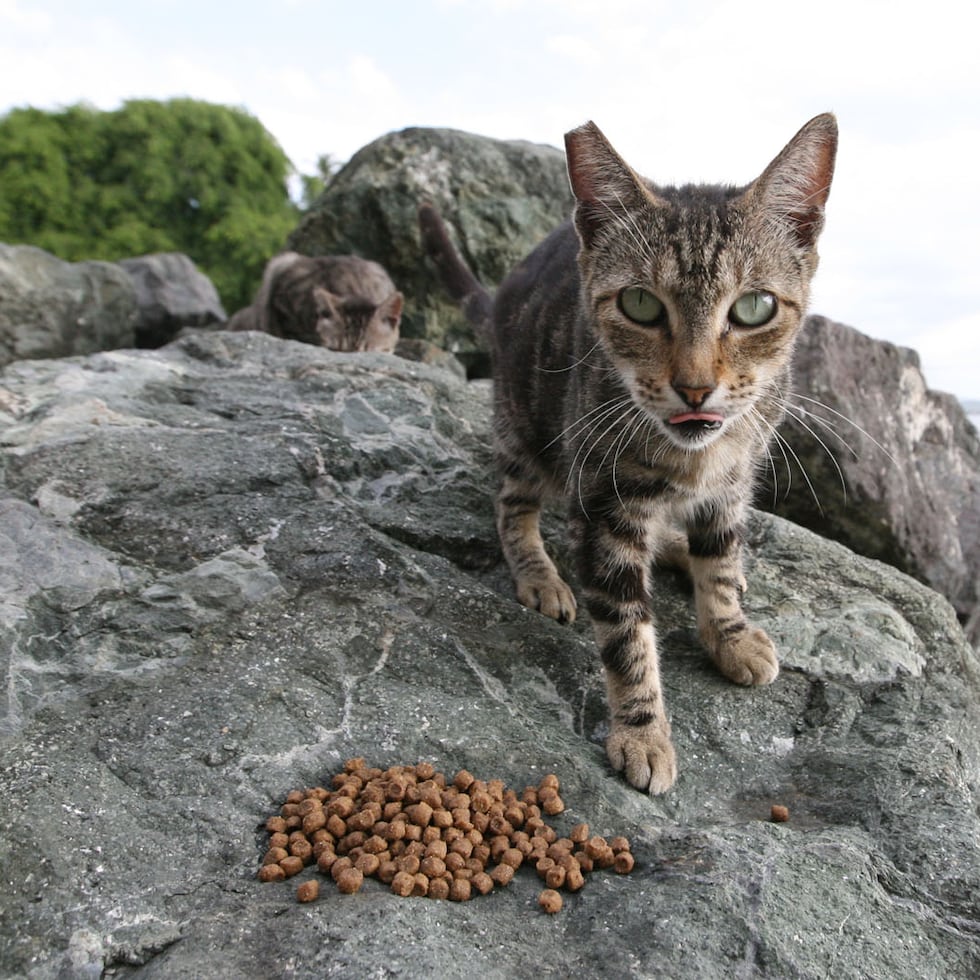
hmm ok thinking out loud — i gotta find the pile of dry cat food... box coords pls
[256,758,634,913]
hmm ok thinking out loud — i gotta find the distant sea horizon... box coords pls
[962,398,980,431]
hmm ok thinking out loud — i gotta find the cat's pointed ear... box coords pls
[565,121,661,247]
[748,113,838,249]
[378,291,403,329]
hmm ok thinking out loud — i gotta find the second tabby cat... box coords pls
[421,114,837,794]
[229,252,403,353]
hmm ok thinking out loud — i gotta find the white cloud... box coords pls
[546,34,602,67]
[0,0,50,31]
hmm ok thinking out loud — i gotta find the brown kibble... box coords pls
[336,867,364,894]
[326,796,355,819]
[472,871,494,895]
[257,863,286,883]
[297,797,322,816]
[405,801,432,827]
[428,876,451,900]
[545,865,566,889]
[542,795,565,816]
[391,870,416,897]
[539,888,563,914]
[346,808,376,833]
[262,846,289,866]
[490,863,514,887]
[325,814,347,838]
[330,856,353,880]
[614,851,635,874]
[279,855,304,878]
[266,815,288,835]
[355,852,381,876]
[257,763,635,907]
[535,856,555,880]
[449,877,472,902]
[296,879,320,903]
[420,855,447,878]
[770,804,790,823]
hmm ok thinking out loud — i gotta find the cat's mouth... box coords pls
[668,411,724,428]
[665,412,725,442]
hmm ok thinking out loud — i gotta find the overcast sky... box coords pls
[2,0,978,400]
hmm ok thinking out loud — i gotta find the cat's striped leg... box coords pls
[575,504,677,794]
[687,511,778,686]
[496,468,577,624]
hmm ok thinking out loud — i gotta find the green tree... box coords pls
[0,99,300,312]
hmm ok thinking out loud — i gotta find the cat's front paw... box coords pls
[515,573,577,624]
[606,723,677,795]
[710,624,779,686]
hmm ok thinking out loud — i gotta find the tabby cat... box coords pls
[229,252,403,352]
[421,114,837,794]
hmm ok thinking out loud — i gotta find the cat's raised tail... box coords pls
[418,203,493,336]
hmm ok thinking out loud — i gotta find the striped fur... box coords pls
[230,252,403,352]
[425,115,837,794]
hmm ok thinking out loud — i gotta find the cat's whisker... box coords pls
[539,338,606,374]
[572,400,643,513]
[564,397,636,501]
[544,395,633,456]
[745,408,784,505]
[773,399,850,502]
[753,408,826,514]
[787,392,898,467]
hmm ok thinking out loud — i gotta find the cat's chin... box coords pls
[663,417,726,449]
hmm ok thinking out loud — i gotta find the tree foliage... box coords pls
[0,99,299,311]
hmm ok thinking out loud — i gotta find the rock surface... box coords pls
[0,243,138,368]
[119,252,226,348]
[763,316,980,645]
[1,330,978,978]
[289,127,573,373]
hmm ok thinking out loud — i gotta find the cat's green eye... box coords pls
[619,287,666,326]
[730,291,777,327]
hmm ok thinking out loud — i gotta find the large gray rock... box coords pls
[766,315,980,645]
[288,127,573,373]
[119,252,226,348]
[0,243,138,367]
[1,330,978,978]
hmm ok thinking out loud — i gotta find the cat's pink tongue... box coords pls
[669,412,725,425]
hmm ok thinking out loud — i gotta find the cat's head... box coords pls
[564,114,837,452]
[313,287,403,353]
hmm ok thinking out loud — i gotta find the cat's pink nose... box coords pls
[672,384,714,409]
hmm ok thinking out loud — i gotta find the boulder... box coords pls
[1,331,978,978]
[0,243,137,367]
[288,127,573,374]
[765,315,980,645]
[119,252,226,348]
